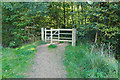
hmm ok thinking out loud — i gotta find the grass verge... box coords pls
[2,41,46,78]
[63,43,118,78]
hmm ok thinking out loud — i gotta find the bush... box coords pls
[64,43,118,78]
[48,44,57,48]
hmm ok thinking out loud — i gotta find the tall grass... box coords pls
[0,44,2,79]
[64,43,118,78]
[2,42,39,78]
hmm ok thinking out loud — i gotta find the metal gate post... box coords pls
[72,28,76,46]
[41,28,44,41]
[45,28,46,42]
[51,28,53,44]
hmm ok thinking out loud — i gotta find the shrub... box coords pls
[48,44,57,48]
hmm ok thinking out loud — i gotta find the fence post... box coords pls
[72,28,76,46]
[45,28,46,42]
[51,28,53,44]
[58,28,60,41]
[41,28,44,41]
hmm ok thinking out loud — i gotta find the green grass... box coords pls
[64,43,118,78]
[48,44,57,48]
[0,44,2,79]
[2,41,43,78]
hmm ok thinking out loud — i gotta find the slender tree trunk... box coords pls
[71,2,74,28]
[67,8,68,28]
[63,2,65,28]
[77,3,80,26]
[95,30,98,44]
[81,2,83,25]
[85,2,86,26]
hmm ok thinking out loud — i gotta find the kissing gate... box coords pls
[41,28,76,46]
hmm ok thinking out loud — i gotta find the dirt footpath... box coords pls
[26,43,68,78]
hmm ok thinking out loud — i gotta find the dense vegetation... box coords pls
[1,1,120,78]
[64,42,118,78]
[2,2,120,59]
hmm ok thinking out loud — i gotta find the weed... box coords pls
[48,44,57,48]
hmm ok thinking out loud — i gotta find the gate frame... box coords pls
[41,28,76,46]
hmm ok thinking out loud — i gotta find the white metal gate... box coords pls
[41,28,76,46]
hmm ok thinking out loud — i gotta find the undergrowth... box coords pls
[64,43,118,78]
[48,44,57,48]
[2,43,38,78]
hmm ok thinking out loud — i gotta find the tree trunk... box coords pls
[77,3,80,26]
[63,2,65,28]
[71,2,74,28]
[81,2,83,25]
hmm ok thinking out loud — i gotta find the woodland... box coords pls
[1,2,120,78]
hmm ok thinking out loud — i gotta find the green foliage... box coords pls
[2,43,37,78]
[48,44,57,48]
[2,2,119,60]
[9,41,16,48]
[2,2,49,47]
[2,2,120,51]
[64,43,118,78]
[59,41,64,43]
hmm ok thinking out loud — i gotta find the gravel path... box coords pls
[26,43,68,78]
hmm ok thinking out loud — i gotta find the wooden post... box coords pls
[58,28,60,41]
[51,28,53,44]
[72,28,74,46]
[72,28,76,46]
[41,28,44,41]
[45,28,46,42]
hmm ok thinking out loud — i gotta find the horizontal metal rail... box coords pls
[60,37,72,39]
[53,29,72,31]
[60,33,72,35]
